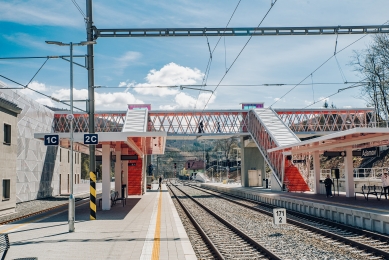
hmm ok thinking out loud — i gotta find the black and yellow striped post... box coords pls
[90,171,97,220]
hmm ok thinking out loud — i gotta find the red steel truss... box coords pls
[53,109,375,134]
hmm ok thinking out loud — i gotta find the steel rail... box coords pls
[0,196,90,226]
[189,184,389,259]
[94,25,389,38]
[167,184,225,260]
[171,183,282,260]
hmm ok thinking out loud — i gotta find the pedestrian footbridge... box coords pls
[43,107,375,192]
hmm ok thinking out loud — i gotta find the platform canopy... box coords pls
[34,131,166,156]
[267,127,389,154]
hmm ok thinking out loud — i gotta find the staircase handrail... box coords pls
[269,107,301,141]
[247,109,283,188]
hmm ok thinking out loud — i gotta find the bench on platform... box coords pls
[99,191,126,208]
[354,185,384,201]
[0,233,10,260]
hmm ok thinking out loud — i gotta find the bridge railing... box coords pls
[247,110,284,186]
[52,108,375,134]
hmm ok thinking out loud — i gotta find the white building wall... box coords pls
[0,88,60,202]
[0,108,18,215]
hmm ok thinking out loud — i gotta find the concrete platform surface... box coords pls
[0,184,196,260]
[202,183,389,234]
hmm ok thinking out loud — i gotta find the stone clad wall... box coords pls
[0,89,60,202]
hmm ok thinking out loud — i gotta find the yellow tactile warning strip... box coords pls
[90,171,97,220]
[151,190,162,260]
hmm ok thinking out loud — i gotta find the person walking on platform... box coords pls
[158,176,162,190]
[381,171,389,199]
[324,175,333,198]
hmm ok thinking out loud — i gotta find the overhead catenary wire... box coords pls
[302,78,368,109]
[193,0,243,112]
[201,0,278,112]
[267,22,380,110]
[71,0,86,18]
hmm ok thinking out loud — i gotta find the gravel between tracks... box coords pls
[0,193,91,224]
[171,184,269,260]
[179,185,377,260]
[168,187,215,260]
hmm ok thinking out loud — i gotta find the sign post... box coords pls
[273,208,287,225]
[44,135,59,146]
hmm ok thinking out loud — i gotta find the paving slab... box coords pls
[1,184,196,260]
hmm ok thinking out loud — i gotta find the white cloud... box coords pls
[51,88,143,110]
[0,1,81,27]
[35,98,54,107]
[159,92,216,110]
[134,63,204,97]
[116,51,142,69]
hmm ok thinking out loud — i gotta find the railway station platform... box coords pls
[201,183,389,235]
[0,184,196,260]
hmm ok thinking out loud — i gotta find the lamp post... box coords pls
[45,40,96,232]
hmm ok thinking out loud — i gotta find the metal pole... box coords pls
[203,142,205,175]
[69,42,75,232]
[86,0,96,220]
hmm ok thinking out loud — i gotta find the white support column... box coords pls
[122,148,129,198]
[344,146,354,197]
[313,151,321,194]
[115,143,121,193]
[142,155,146,194]
[102,143,111,210]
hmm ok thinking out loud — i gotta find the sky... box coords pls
[0,0,388,111]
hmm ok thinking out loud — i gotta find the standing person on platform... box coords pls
[324,175,333,198]
[381,171,389,199]
[158,175,162,190]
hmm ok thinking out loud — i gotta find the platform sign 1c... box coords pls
[84,134,98,145]
[44,134,59,146]
[273,208,287,225]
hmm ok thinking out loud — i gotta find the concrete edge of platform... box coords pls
[166,187,197,260]
[201,183,389,235]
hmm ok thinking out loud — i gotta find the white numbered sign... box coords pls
[273,208,286,225]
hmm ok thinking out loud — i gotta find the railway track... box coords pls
[173,181,389,259]
[0,196,90,227]
[186,183,389,260]
[168,183,280,260]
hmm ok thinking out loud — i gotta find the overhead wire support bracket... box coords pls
[94,25,389,38]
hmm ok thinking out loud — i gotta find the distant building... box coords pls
[0,97,21,215]
[185,159,205,175]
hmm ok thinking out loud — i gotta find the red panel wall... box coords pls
[128,158,143,195]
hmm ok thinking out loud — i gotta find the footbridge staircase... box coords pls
[247,108,309,191]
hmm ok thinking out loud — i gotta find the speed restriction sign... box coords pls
[273,208,286,225]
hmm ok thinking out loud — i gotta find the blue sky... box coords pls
[0,0,388,111]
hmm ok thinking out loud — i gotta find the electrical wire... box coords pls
[302,78,367,109]
[201,0,278,111]
[71,0,86,18]
[193,0,243,112]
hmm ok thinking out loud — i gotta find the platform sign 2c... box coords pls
[273,208,287,225]
[44,135,59,146]
[84,134,98,145]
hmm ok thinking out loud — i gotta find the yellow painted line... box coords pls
[151,190,162,260]
[0,200,90,234]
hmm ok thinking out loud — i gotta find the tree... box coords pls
[351,34,389,124]
[213,137,239,160]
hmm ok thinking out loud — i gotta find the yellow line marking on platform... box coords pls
[152,190,162,260]
[0,200,90,234]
